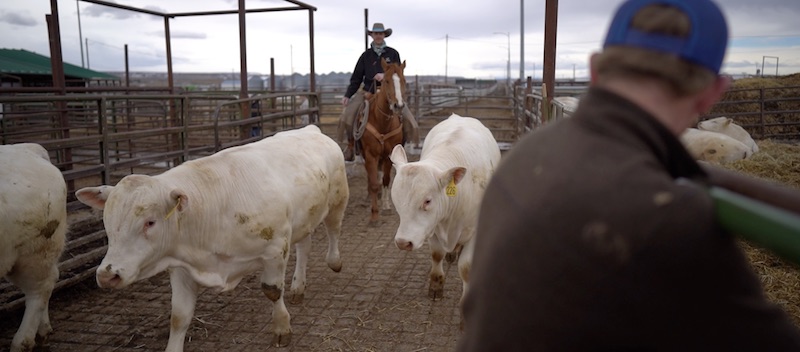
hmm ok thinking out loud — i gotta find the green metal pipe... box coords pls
[711,186,800,265]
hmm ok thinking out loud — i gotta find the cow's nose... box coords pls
[96,266,122,288]
[395,238,414,251]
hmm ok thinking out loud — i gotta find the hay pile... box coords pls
[719,139,800,326]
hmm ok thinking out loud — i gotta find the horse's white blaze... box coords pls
[392,73,404,108]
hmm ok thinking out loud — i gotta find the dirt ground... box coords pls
[0,161,465,352]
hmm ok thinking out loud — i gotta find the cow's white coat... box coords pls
[1,143,67,352]
[76,125,349,351]
[389,113,500,314]
[697,116,759,153]
[680,127,753,164]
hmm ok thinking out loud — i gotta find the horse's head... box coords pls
[380,60,407,113]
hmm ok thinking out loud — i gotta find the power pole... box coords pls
[445,34,449,84]
[77,0,84,67]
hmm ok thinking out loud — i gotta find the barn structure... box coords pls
[0,48,120,88]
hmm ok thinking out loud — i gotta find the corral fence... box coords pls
[0,83,507,313]
[316,79,517,145]
[2,80,798,312]
[0,89,320,312]
[516,81,800,140]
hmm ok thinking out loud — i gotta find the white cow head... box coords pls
[76,175,188,289]
[390,145,466,251]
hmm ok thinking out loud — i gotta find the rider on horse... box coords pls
[338,22,419,161]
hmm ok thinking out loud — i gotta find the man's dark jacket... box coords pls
[457,87,800,351]
[344,46,400,99]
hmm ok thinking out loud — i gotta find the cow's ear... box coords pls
[390,144,408,166]
[169,189,189,213]
[76,186,114,210]
[723,117,732,126]
[440,167,467,188]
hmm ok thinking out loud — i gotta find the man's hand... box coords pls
[373,73,385,81]
[341,97,349,106]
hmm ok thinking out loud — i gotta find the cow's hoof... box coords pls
[261,283,282,302]
[446,244,463,263]
[380,208,393,216]
[289,293,304,305]
[428,287,444,301]
[328,260,343,273]
[271,332,292,347]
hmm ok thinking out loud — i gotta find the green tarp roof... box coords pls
[0,48,119,80]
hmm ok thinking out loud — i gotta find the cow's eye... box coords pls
[422,199,432,210]
[144,220,156,229]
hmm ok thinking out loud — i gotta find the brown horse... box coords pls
[358,60,407,223]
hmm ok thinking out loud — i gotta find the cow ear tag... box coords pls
[446,178,457,197]
[164,197,181,220]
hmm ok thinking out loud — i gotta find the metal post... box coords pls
[237,0,250,140]
[124,44,130,88]
[364,8,369,51]
[307,8,316,92]
[543,0,558,103]
[164,17,173,93]
[519,0,525,82]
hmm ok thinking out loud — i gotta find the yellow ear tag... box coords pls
[164,197,181,220]
[446,179,457,197]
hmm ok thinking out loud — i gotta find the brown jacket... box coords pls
[458,87,800,351]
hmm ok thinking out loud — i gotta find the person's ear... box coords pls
[696,75,731,114]
[589,53,600,85]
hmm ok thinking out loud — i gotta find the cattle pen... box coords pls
[3,76,800,351]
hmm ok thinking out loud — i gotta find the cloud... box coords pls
[143,6,167,14]
[0,11,37,27]
[82,3,140,20]
[167,31,208,39]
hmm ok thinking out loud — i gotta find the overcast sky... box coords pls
[2,0,799,81]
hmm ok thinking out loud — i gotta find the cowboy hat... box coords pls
[366,22,392,37]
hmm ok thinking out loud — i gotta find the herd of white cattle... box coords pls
[2,107,759,351]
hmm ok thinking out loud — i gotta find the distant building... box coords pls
[0,48,120,87]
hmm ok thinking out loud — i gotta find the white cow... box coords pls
[697,116,759,153]
[553,96,580,116]
[390,113,501,313]
[1,143,67,352]
[680,127,752,164]
[75,125,348,351]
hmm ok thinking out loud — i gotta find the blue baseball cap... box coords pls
[603,0,728,74]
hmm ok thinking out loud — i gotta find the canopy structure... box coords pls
[46,0,318,97]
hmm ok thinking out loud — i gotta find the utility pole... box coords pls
[77,0,84,67]
[494,31,511,88]
[85,38,90,69]
[445,34,449,84]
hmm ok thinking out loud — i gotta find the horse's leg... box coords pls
[380,153,393,213]
[364,152,381,223]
